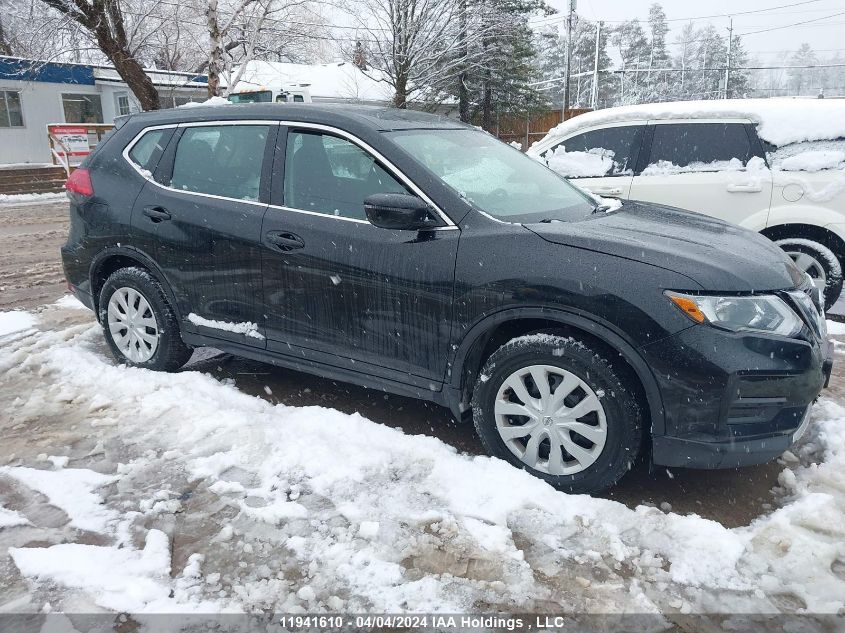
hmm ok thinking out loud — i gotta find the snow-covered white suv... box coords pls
[529,99,845,308]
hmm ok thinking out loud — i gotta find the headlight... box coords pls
[666,291,803,337]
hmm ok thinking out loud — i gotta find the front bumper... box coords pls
[646,321,832,470]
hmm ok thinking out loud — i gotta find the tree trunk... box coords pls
[39,0,160,110]
[481,68,492,130]
[206,0,222,98]
[96,38,160,111]
[457,0,469,122]
[393,74,408,109]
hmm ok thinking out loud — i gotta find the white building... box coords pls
[0,56,208,165]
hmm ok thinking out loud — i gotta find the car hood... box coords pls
[525,201,802,292]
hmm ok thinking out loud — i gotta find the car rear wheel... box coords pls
[99,267,192,371]
[471,334,642,494]
[776,238,843,310]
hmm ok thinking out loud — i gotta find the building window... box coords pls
[116,94,131,116]
[62,93,103,124]
[0,90,24,127]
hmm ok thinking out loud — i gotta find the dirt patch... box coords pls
[0,200,69,311]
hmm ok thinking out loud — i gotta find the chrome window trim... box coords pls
[121,119,457,228]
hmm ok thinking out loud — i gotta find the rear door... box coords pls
[260,124,460,384]
[629,120,773,228]
[538,122,645,199]
[131,120,276,347]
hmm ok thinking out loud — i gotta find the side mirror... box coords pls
[364,193,441,231]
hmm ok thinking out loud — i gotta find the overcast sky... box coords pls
[538,0,845,61]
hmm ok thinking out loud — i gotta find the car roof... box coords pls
[530,98,845,152]
[121,103,469,132]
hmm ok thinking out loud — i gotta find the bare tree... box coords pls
[344,0,490,108]
[36,0,161,110]
[201,0,328,97]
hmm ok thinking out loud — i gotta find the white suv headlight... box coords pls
[666,291,804,337]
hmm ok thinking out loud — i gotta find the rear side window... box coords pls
[128,128,173,177]
[170,124,270,201]
[543,125,643,178]
[645,123,752,174]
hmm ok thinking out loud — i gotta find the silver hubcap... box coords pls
[786,250,827,289]
[107,287,159,363]
[494,364,607,476]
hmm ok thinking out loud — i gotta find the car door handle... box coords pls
[142,206,172,222]
[266,231,305,251]
[589,187,623,196]
[726,183,762,193]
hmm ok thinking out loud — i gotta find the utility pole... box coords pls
[591,21,602,109]
[562,0,576,120]
[724,16,733,99]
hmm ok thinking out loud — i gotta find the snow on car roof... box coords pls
[534,98,845,149]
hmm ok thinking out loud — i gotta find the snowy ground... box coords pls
[1,299,845,627]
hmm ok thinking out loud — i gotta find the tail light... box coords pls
[65,168,94,197]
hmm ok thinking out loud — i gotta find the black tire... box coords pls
[471,334,642,494]
[98,267,192,371]
[776,238,843,310]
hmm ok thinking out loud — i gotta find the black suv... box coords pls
[61,105,833,493]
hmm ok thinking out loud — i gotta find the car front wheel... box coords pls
[471,334,642,494]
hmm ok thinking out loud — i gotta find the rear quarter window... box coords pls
[768,138,845,172]
[127,128,174,178]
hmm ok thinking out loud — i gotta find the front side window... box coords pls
[543,125,644,178]
[62,93,103,124]
[388,128,594,223]
[284,130,409,220]
[170,125,269,201]
[0,91,24,127]
[644,123,753,175]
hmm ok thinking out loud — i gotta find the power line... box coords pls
[529,0,833,27]
[739,10,845,35]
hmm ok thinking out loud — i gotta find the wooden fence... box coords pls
[495,108,591,150]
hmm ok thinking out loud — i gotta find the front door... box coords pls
[629,121,773,227]
[260,126,459,384]
[133,121,275,346]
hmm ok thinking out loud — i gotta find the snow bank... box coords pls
[533,99,845,150]
[10,530,172,613]
[0,311,37,337]
[0,467,118,534]
[2,312,845,613]
[0,192,66,205]
[54,294,87,310]
[0,505,29,528]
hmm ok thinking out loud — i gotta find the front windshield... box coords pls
[228,91,272,104]
[386,128,595,222]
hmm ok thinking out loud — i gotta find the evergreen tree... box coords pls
[789,43,818,95]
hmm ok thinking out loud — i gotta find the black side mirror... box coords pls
[363,193,441,231]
